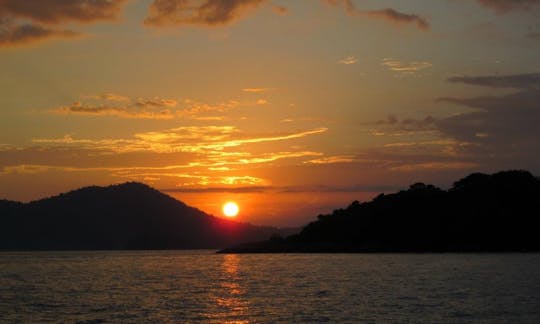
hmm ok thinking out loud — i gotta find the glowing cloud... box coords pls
[338,56,358,65]
[382,58,433,74]
[242,88,276,93]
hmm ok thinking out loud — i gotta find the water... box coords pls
[1,251,540,323]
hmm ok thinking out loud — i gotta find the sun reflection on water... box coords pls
[209,254,250,323]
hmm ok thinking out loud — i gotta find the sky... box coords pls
[1,0,539,226]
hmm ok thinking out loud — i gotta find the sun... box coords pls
[222,202,239,218]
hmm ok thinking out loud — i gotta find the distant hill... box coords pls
[0,182,284,250]
[219,170,540,253]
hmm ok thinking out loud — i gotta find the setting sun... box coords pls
[222,202,239,218]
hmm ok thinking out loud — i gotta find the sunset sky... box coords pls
[1,0,539,226]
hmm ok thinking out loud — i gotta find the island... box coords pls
[219,170,540,253]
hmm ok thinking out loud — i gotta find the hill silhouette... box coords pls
[219,170,540,253]
[0,182,284,250]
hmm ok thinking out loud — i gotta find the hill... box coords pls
[0,182,282,250]
[219,170,540,253]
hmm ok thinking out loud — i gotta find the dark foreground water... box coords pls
[1,251,540,323]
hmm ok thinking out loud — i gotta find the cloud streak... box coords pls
[338,56,358,65]
[145,0,268,27]
[50,94,243,120]
[32,126,328,154]
[0,0,128,24]
[2,125,329,187]
[324,0,429,31]
[0,21,79,47]
[382,58,433,74]
[476,0,540,14]
[447,73,540,89]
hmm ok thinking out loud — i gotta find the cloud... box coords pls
[50,94,244,120]
[85,93,131,101]
[305,155,356,164]
[373,114,437,134]
[54,103,176,120]
[0,0,128,47]
[476,0,540,14]
[32,126,328,154]
[272,5,288,15]
[52,95,179,120]
[389,162,480,172]
[0,21,79,47]
[338,56,358,65]
[242,87,276,93]
[161,183,402,194]
[135,97,178,108]
[145,0,268,27]
[418,73,540,170]
[447,73,540,89]
[6,125,329,187]
[382,58,433,74]
[363,8,429,31]
[370,71,540,169]
[323,0,429,31]
[0,0,128,24]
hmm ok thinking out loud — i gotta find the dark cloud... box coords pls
[145,0,268,27]
[364,8,429,31]
[53,96,179,120]
[476,0,540,14]
[435,93,540,169]
[0,0,128,24]
[437,90,540,145]
[0,0,128,47]
[370,74,540,172]
[435,77,540,168]
[324,0,429,31]
[0,21,79,47]
[374,114,437,133]
[447,73,540,89]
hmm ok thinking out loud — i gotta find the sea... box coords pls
[1,251,540,323]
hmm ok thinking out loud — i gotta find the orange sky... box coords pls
[1,0,539,226]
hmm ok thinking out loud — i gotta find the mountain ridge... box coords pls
[0,182,285,250]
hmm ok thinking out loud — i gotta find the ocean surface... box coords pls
[1,251,540,323]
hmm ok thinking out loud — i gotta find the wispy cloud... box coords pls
[50,94,243,120]
[476,0,540,14]
[305,155,356,164]
[363,8,429,31]
[242,87,276,93]
[338,56,358,65]
[32,126,328,154]
[0,22,80,47]
[323,0,429,31]
[382,58,433,75]
[389,162,479,172]
[447,73,540,89]
[144,0,268,27]
[3,125,329,187]
[0,0,128,24]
